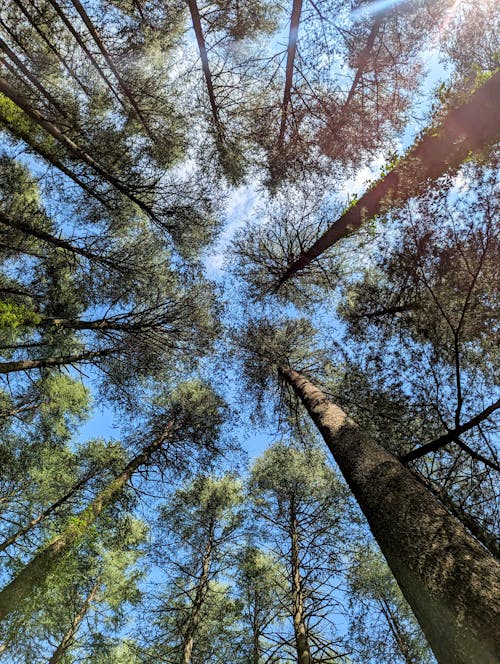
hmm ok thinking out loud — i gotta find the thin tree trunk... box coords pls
[0,99,112,208]
[0,348,116,374]
[0,469,97,553]
[278,366,500,664]
[68,0,153,138]
[0,77,158,222]
[47,579,100,664]
[277,0,303,150]
[290,498,312,664]
[0,422,172,621]
[378,597,416,664]
[10,0,92,96]
[0,39,66,116]
[276,71,500,285]
[181,518,214,664]
[45,0,127,113]
[186,0,225,146]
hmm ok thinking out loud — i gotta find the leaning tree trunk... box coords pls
[289,498,312,664]
[278,366,500,664]
[0,423,172,622]
[276,70,500,286]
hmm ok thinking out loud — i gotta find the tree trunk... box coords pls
[0,76,157,222]
[0,348,116,374]
[378,597,416,664]
[277,0,303,149]
[181,518,214,664]
[276,71,500,285]
[0,97,112,208]
[289,498,312,664]
[68,0,153,137]
[47,579,100,664]
[186,0,224,145]
[278,366,500,664]
[0,422,172,621]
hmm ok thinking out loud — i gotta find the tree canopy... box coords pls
[0,1,498,662]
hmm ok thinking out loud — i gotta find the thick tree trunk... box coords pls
[47,580,100,664]
[279,366,500,664]
[290,499,312,664]
[276,71,500,285]
[0,423,172,621]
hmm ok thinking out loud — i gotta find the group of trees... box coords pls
[0,0,498,662]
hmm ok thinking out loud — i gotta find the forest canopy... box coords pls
[0,0,498,662]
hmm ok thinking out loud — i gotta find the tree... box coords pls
[235,319,500,663]
[249,441,349,663]
[145,474,243,664]
[0,379,229,623]
[346,545,434,663]
[234,546,283,664]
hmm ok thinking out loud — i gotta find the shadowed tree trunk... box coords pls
[278,366,500,664]
[276,71,500,285]
[0,422,172,621]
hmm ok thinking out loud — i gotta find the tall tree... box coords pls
[235,319,500,664]
[249,441,349,663]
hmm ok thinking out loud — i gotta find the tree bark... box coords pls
[290,497,312,664]
[0,422,172,621]
[276,71,500,285]
[278,366,500,664]
[0,348,116,374]
[180,518,214,664]
[47,579,100,664]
